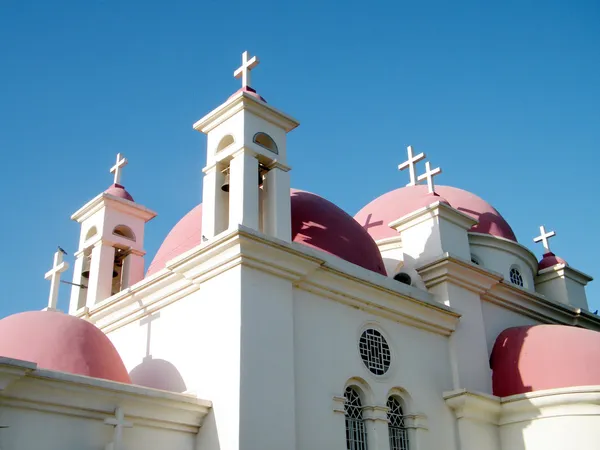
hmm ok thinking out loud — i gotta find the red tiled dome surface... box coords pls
[354,185,517,242]
[0,311,131,383]
[146,189,386,276]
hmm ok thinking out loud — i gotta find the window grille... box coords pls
[344,387,368,450]
[509,267,524,287]
[387,397,409,450]
[359,329,391,375]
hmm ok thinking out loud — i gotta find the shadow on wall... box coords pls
[489,326,530,397]
[129,356,187,393]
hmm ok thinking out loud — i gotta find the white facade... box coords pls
[0,52,598,450]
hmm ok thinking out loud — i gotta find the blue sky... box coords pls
[0,0,598,316]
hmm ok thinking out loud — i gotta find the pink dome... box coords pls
[490,325,600,397]
[0,311,131,383]
[354,185,517,242]
[146,189,386,276]
[105,183,134,202]
[538,252,568,270]
[228,86,267,103]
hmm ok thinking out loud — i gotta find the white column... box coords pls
[87,242,115,306]
[121,250,145,289]
[202,163,229,238]
[263,164,291,241]
[229,150,259,230]
[363,406,390,450]
[69,251,86,314]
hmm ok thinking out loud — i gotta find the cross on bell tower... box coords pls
[234,51,260,88]
[398,145,426,186]
[534,225,556,254]
[194,51,299,242]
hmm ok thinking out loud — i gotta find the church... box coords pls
[0,51,599,450]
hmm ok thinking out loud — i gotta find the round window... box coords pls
[359,329,391,375]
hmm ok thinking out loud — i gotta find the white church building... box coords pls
[1,51,599,450]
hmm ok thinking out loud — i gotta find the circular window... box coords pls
[509,267,524,287]
[359,329,391,375]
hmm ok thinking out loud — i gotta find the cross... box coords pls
[44,250,69,311]
[104,407,133,450]
[110,153,128,185]
[233,51,260,88]
[398,145,426,186]
[533,225,556,254]
[140,312,160,358]
[417,161,442,194]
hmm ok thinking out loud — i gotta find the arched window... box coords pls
[113,225,135,241]
[253,132,278,154]
[85,226,98,241]
[387,396,409,450]
[217,134,234,152]
[344,386,368,450]
[509,266,524,287]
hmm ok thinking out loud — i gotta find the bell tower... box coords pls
[68,153,156,314]
[193,51,300,242]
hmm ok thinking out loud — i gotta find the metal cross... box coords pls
[110,153,128,185]
[45,250,69,310]
[233,51,260,88]
[417,161,442,194]
[534,225,556,254]
[398,145,426,186]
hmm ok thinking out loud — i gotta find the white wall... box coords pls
[292,289,458,450]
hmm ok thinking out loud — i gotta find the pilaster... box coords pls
[363,405,391,450]
[87,241,116,306]
[68,251,86,314]
[229,150,260,230]
[263,162,291,242]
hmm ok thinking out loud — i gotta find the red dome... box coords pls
[146,189,385,276]
[0,311,131,383]
[105,183,134,202]
[538,252,568,270]
[354,185,517,242]
[228,86,267,103]
[490,325,600,397]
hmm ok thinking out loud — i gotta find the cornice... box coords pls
[537,264,593,285]
[0,361,211,433]
[71,193,157,223]
[89,226,460,337]
[483,281,600,331]
[375,235,403,252]
[443,389,501,424]
[193,91,299,134]
[417,253,503,294]
[0,358,37,391]
[389,201,477,233]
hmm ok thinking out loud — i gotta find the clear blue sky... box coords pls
[1,0,598,316]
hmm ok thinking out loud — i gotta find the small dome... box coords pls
[146,189,386,276]
[0,311,131,383]
[490,325,600,397]
[538,252,568,270]
[105,183,134,202]
[228,86,267,103]
[354,185,517,242]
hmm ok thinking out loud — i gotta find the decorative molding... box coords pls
[417,253,503,295]
[0,360,212,433]
[389,201,477,233]
[71,193,156,224]
[193,90,299,134]
[332,395,346,414]
[443,389,501,424]
[0,358,37,391]
[89,226,461,337]
[537,264,593,285]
